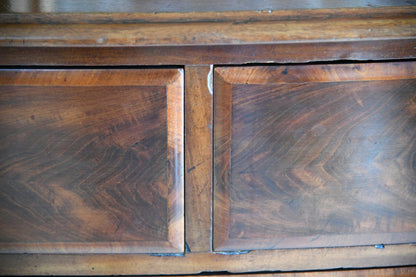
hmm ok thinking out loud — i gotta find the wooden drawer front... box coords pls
[214,62,416,251]
[0,69,184,254]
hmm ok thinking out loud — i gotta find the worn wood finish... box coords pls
[0,244,415,275]
[1,39,415,66]
[168,267,416,277]
[2,6,415,24]
[0,69,184,254]
[214,62,416,251]
[1,2,416,275]
[1,16,415,47]
[185,66,212,252]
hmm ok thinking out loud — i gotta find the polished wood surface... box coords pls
[1,2,415,275]
[214,62,416,251]
[0,69,184,254]
[185,65,213,252]
[1,39,415,66]
[1,6,415,24]
[1,244,415,275]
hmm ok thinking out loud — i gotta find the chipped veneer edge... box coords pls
[207,64,213,95]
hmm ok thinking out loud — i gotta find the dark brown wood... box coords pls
[214,62,416,251]
[1,6,415,24]
[185,65,213,252]
[1,39,415,66]
[0,69,184,254]
[0,244,415,275]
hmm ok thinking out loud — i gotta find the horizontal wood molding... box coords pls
[215,62,416,84]
[1,6,415,24]
[0,244,415,275]
[0,14,414,47]
[1,39,415,66]
[0,69,182,86]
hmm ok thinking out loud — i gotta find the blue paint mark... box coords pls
[215,250,250,255]
[150,253,184,257]
[310,234,321,242]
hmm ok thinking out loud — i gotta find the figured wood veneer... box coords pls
[0,69,184,254]
[1,2,416,275]
[214,62,416,251]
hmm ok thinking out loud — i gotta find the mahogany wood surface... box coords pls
[214,62,416,251]
[1,39,416,66]
[0,69,184,254]
[0,2,415,275]
[0,244,415,275]
[1,5,415,24]
[185,65,213,252]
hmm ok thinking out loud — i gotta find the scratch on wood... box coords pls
[310,234,321,242]
[352,90,364,107]
[187,161,205,173]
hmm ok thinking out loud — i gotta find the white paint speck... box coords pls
[207,65,214,95]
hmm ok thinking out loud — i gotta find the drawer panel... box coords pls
[214,62,416,251]
[0,69,184,254]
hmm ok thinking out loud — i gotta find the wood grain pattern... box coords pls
[214,62,416,251]
[0,69,184,254]
[1,39,415,67]
[1,6,415,24]
[185,65,212,252]
[0,16,414,47]
[0,244,415,275]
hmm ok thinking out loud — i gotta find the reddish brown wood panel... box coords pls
[214,62,416,251]
[0,69,184,254]
[185,65,213,252]
[1,39,415,66]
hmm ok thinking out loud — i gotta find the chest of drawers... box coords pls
[0,0,415,275]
